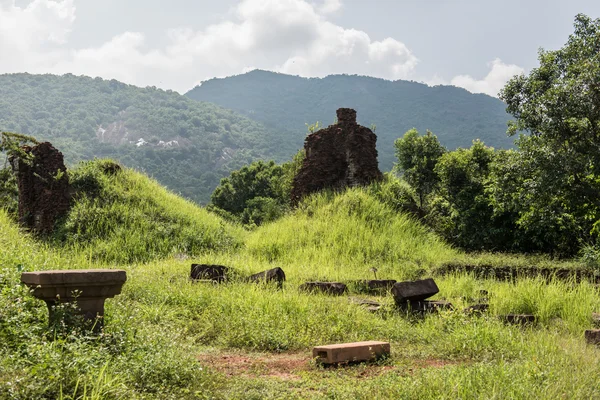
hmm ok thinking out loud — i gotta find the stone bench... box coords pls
[313,341,390,364]
[21,269,127,326]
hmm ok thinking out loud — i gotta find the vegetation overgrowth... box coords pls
[2,13,600,400]
[2,159,600,398]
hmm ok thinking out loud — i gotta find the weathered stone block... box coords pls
[299,282,347,296]
[313,341,390,364]
[190,264,231,282]
[391,278,439,305]
[585,329,600,345]
[247,267,286,287]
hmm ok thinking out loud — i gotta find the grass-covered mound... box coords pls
[245,189,458,281]
[55,159,245,264]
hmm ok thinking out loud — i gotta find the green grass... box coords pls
[2,163,600,399]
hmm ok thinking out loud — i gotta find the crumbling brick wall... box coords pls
[11,142,70,234]
[291,108,383,204]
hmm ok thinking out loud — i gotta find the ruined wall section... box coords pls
[11,142,71,234]
[291,108,382,204]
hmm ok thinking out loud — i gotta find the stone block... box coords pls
[247,267,286,287]
[190,264,231,282]
[391,278,439,305]
[313,341,390,364]
[585,329,600,345]
[299,282,347,295]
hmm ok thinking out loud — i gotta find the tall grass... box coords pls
[55,160,245,264]
[2,165,600,399]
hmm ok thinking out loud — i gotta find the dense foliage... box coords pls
[209,150,304,226]
[0,74,279,204]
[186,70,515,171]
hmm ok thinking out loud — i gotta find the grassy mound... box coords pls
[55,159,245,264]
[245,188,458,281]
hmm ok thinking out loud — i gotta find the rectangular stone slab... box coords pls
[313,341,390,364]
[391,278,439,304]
[21,269,126,286]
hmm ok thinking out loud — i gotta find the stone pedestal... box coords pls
[21,269,127,327]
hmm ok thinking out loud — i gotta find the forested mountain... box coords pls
[0,73,279,204]
[186,70,515,170]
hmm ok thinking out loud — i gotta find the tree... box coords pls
[394,129,446,208]
[498,14,600,255]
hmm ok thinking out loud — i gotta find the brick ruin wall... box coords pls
[291,108,383,204]
[11,142,71,234]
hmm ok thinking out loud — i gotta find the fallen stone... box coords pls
[247,267,286,287]
[399,300,454,313]
[190,264,231,282]
[585,329,600,345]
[351,280,396,294]
[391,278,439,305]
[463,304,489,314]
[502,314,536,325]
[21,269,126,328]
[299,282,347,296]
[313,341,390,364]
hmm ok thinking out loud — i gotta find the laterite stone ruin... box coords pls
[291,108,383,204]
[11,142,70,234]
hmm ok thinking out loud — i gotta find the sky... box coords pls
[1,0,599,96]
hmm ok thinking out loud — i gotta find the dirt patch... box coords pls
[197,352,310,381]
[198,351,464,381]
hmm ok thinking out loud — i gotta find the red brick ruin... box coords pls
[291,108,383,204]
[11,142,71,234]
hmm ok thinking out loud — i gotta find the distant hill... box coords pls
[0,73,279,204]
[186,70,515,170]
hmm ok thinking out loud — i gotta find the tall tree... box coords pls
[497,14,600,255]
[394,128,446,208]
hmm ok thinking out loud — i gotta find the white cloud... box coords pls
[0,0,419,92]
[317,0,342,14]
[450,58,524,97]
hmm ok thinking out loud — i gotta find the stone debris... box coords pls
[585,329,600,345]
[247,267,286,287]
[592,313,600,327]
[502,314,536,325]
[299,282,347,296]
[313,341,390,364]
[11,142,71,234]
[391,278,439,306]
[190,264,232,283]
[399,300,454,313]
[291,108,383,204]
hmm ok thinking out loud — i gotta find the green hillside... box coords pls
[2,165,599,399]
[186,70,516,170]
[0,73,280,204]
